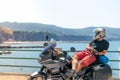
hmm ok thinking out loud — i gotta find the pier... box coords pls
[0,45,44,48]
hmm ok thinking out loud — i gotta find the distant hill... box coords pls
[0,22,74,36]
[0,22,94,36]
[0,22,120,41]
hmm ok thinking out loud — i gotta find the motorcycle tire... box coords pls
[92,64,112,80]
[28,75,46,80]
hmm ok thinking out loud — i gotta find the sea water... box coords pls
[0,41,119,77]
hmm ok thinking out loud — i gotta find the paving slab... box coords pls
[0,73,119,80]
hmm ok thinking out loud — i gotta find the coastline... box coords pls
[2,41,45,44]
[3,40,89,44]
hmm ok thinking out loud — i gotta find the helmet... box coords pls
[93,28,106,40]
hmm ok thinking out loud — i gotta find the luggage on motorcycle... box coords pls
[98,55,109,64]
[92,64,112,80]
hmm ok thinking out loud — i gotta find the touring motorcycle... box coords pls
[28,39,112,80]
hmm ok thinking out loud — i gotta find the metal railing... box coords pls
[0,50,119,69]
[0,49,119,77]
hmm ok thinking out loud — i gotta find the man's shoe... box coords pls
[70,69,77,78]
[65,69,78,78]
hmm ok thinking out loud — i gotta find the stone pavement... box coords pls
[0,73,29,80]
[0,73,120,80]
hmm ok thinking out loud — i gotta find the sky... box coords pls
[0,0,120,29]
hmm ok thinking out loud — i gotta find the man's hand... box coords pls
[86,45,98,55]
[89,47,98,55]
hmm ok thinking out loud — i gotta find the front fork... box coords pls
[30,66,53,80]
[31,71,40,77]
[30,66,45,78]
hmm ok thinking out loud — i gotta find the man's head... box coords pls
[93,28,106,40]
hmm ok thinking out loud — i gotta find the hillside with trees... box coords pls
[0,22,119,42]
[0,26,13,43]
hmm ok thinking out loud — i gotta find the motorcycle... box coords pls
[28,39,112,80]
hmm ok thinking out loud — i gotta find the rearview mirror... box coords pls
[70,47,76,52]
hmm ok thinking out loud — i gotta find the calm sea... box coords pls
[0,41,120,77]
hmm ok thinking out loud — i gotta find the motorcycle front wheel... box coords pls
[28,75,46,80]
